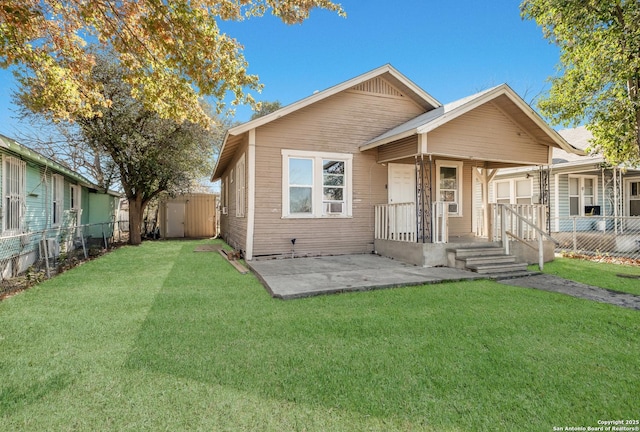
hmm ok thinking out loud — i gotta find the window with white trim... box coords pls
[629,180,640,216]
[222,176,228,214]
[493,178,533,205]
[3,156,26,232]
[52,174,64,226]
[235,154,245,217]
[436,161,463,216]
[282,149,352,218]
[568,175,597,216]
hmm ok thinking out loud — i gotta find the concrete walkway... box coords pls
[499,274,640,310]
[247,253,640,309]
[248,254,482,299]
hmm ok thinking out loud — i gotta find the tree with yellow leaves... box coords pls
[0,0,344,128]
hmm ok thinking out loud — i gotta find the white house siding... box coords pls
[250,86,425,258]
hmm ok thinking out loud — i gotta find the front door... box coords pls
[166,202,186,238]
[387,163,416,241]
[388,163,415,204]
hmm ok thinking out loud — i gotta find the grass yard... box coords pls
[538,257,640,296]
[1,240,638,431]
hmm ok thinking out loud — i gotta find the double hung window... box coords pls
[52,174,64,226]
[282,150,352,218]
[568,176,596,216]
[3,156,26,232]
[436,161,463,216]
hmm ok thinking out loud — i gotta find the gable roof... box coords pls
[0,133,121,195]
[360,84,584,156]
[211,64,441,180]
[554,126,595,163]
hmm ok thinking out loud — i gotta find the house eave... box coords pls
[0,134,98,187]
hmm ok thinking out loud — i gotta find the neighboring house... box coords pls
[211,65,580,267]
[490,126,640,257]
[0,134,120,277]
[491,126,640,231]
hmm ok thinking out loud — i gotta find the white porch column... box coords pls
[245,129,256,260]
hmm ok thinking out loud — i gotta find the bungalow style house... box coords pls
[1,134,120,277]
[212,65,581,270]
[491,126,640,254]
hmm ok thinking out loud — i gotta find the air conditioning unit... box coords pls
[447,202,459,214]
[324,202,343,215]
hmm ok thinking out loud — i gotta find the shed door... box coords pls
[388,163,416,204]
[166,202,186,238]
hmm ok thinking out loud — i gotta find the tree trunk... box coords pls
[128,197,144,245]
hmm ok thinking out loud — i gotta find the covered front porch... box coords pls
[361,84,577,268]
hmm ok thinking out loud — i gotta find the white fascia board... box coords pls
[359,129,417,151]
[211,130,232,181]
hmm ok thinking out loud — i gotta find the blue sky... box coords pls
[0,0,560,138]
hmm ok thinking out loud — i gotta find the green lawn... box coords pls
[537,257,640,295]
[1,240,638,431]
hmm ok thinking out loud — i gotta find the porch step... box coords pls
[447,245,535,280]
[456,254,516,268]
[466,262,529,274]
[448,246,505,259]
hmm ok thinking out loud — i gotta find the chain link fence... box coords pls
[552,216,640,261]
[0,221,130,298]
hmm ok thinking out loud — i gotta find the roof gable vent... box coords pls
[351,77,404,98]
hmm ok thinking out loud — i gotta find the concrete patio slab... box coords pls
[247,254,483,299]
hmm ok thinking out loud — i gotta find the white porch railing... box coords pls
[489,204,547,242]
[490,203,557,269]
[375,202,416,242]
[374,202,449,243]
[431,201,448,243]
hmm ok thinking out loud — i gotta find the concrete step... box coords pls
[447,247,505,259]
[466,262,529,274]
[458,255,516,266]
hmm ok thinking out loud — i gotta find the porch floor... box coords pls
[247,254,483,300]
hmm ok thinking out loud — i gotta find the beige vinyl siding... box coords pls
[378,136,419,163]
[220,137,248,252]
[251,87,423,257]
[427,103,549,165]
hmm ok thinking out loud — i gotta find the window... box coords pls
[3,156,26,232]
[436,161,463,216]
[515,179,533,205]
[495,181,511,205]
[282,149,352,218]
[222,176,228,214]
[70,184,80,210]
[52,174,64,226]
[626,179,640,217]
[494,178,533,205]
[568,175,596,216]
[235,154,245,217]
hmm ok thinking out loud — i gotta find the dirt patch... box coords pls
[560,251,640,267]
